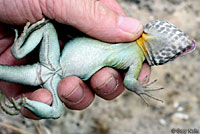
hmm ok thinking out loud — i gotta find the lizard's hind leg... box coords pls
[0,63,43,115]
[0,63,42,86]
[22,75,63,119]
[11,18,50,59]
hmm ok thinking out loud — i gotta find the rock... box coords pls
[171,113,189,122]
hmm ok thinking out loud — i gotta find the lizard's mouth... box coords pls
[169,40,196,62]
[179,40,196,57]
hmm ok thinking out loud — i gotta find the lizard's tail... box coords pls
[0,63,42,86]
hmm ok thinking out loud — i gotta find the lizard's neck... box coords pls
[136,33,148,57]
[136,33,154,66]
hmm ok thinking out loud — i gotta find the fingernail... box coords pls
[97,75,119,95]
[118,15,143,34]
[63,85,84,102]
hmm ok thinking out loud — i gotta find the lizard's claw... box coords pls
[0,95,27,115]
[133,79,164,105]
[23,18,49,34]
[14,18,49,45]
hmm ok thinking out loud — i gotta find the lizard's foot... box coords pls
[11,18,51,59]
[132,79,164,105]
[1,95,62,119]
[14,18,49,41]
[0,96,26,115]
[22,98,63,119]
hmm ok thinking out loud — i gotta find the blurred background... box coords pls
[0,0,200,134]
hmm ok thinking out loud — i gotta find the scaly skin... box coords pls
[0,18,195,119]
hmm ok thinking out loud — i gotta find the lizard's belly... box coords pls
[59,38,110,80]
[60,55,105,80]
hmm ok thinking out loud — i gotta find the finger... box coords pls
[137,63,151,83]
[90,67,125,100]
[58,76,95,110]
[0,0,143,42]
[21,88,52,120]
[41,0,143,42]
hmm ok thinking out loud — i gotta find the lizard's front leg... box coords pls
[124,62,163,104]
[11,18,50,59]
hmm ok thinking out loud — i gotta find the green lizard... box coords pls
[0,18,195,119]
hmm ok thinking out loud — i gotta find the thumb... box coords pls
[41,0,143,42]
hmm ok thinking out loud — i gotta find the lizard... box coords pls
[0,18,195,119]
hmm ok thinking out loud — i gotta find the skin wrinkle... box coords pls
[78,0,96,34]
[25,0,41,22]
[60,0,67,23]
[90,1,138,42]
[52,0,103,33]
[38,0,135,42]
[40,0,62,21]
[57,0,62,21]
[99,0,126,15]
[14,1,25,24]
[30,0,43,21]
[54,0,66,23]
[93,1,107,27]
[66,0,83,26]
[85,0,95,24]
[38,0,47,19]
[55,0,70,22]
[46,0,55,19]
[86,1,118,40]
[0,1,6,22]
[93,1,109,24]
[0,0,42,24]
[22,0,32,21]
[66,0,74,24]
[56,0,80,25]
[80,0,90,26]
[2,0,12,23]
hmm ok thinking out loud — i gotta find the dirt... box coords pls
[0,0,200,134]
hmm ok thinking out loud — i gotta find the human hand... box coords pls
[0,0,151,119]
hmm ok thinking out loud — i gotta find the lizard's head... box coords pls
[137,20,196,66]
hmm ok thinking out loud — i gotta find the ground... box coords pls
[0,0,200,134]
